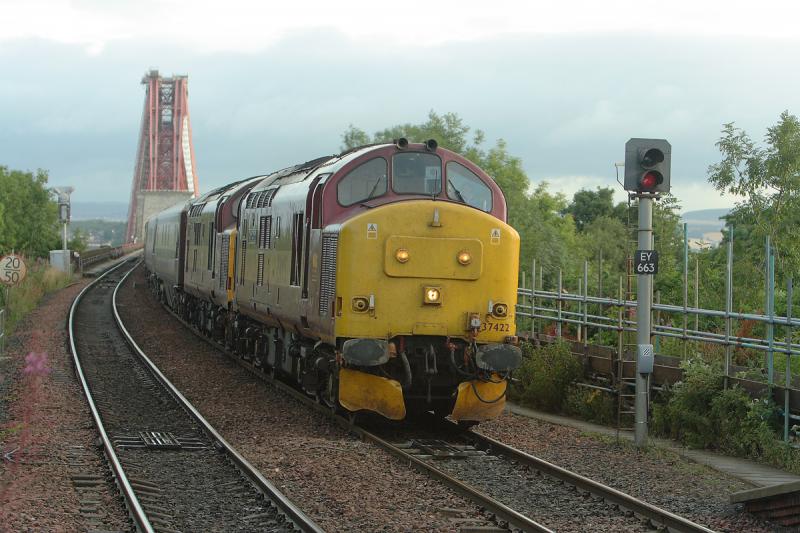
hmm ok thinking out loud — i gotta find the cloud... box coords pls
[3,0,800,55]
[0,30,798,212]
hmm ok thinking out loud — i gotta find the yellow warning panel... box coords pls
[451,375,507,421]
[338,367,406,420]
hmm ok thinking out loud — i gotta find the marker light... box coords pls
[424,286,442,305]
[492,303,509,318]
[395,248,410,263]
[352,297,369,312]
[457,250,472,265]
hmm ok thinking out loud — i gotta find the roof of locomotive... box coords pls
[319,142,509,223]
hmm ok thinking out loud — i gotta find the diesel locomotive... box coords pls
[144,139,522,422]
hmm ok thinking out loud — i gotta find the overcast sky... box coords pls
[2,0,799,213]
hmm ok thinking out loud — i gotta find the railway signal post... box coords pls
[51,186,74,275]
[624,138,671,447]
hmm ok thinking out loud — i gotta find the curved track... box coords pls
[137,261,717,533]
[69,259,323,533]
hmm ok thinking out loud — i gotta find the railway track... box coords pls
[69,259,322,533]
[365,418,719,533]
[133,264,717,533]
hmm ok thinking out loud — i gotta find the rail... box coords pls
[113,261,324,533]
[68,259,153,532]
[462,426,715,533]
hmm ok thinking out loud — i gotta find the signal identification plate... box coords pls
[635,250,659,275]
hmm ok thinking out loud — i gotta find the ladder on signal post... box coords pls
[616,199,651,437]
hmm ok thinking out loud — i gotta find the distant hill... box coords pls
[681,208,730,238]
[72,201,128,221]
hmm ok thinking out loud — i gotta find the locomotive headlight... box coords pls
[457,250,472,265]
[492,303,508,318]
[423,286,442,305]
[395,248,410,263]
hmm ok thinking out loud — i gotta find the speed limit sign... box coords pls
[0,254,27,286]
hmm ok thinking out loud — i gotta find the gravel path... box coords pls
[477,413,780,532]
[118,265,496,532]
[0,280,130,533]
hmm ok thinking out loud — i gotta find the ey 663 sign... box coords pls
[634,250,659,275]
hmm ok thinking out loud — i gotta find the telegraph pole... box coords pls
[623,138,671,448]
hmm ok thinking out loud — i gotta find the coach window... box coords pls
[337,158,387,206]
[393,152,442,195]
[446,161,492,212]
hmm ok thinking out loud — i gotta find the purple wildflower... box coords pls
[22,351,50,376]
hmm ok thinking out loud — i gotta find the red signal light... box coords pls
[639,171,661,191]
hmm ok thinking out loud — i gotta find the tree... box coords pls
[564,187,627,231]
[708,111,800,274]
[0,166,60,257]
[341,111,530,228]
[581,215,628,270]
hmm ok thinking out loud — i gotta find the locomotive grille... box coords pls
[257,253,265,286]
[219,234,230,290]
[257,188,277,208]
[240,240,247,285]
[189,202,206,217]
[319,231,339,316]
[258,216,272,249]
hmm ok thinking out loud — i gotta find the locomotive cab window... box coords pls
[392,152,442,195]
[446,161,493,212]
[337,157,387,206]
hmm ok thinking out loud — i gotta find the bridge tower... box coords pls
[125,70,200,243]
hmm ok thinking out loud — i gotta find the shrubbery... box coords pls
[563,384,617,425]
[511,342,800,474]
[511,341,582,411]
[652,357,800,473]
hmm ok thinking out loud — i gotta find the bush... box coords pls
[511,340,582,412]
[649,357,800,474]
[563,384,616,425]
[650,358,724,448]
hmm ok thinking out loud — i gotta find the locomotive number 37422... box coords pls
[480,322,510,332]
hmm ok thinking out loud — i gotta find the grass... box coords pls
[1,262,74,338]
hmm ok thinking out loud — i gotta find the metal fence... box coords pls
[514,227,799,441]
[0,305,5,357]
[78,243,143,272]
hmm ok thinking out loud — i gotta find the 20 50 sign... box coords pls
[1,254,27,287]
[635,250,659,275]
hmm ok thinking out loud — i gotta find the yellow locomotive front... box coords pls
[328,143,522,422]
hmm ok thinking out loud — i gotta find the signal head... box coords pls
[641,148,664,168]
[624,138,671,194]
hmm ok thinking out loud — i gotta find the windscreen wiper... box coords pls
[448,179,466,203]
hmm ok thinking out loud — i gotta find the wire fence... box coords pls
[0,305,5,357]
